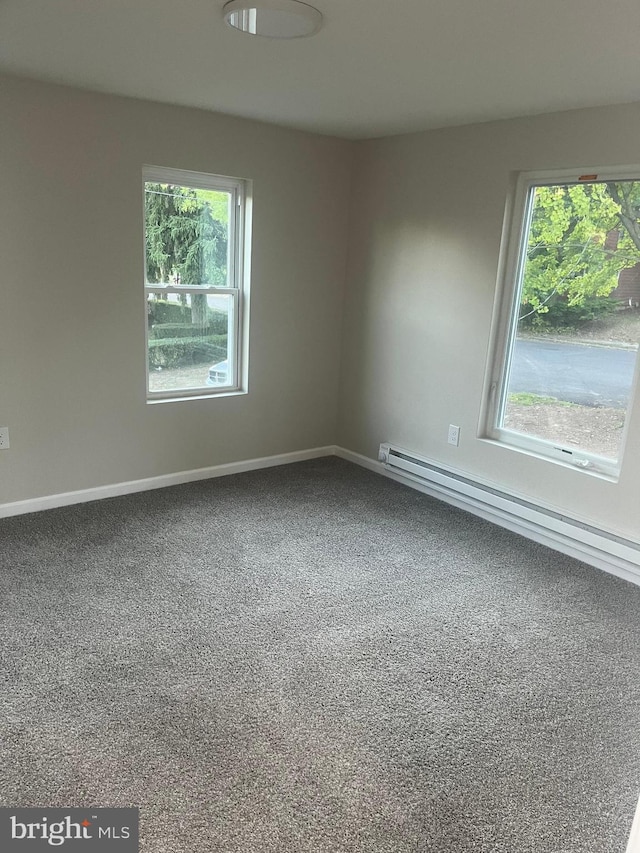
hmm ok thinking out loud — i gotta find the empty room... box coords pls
[0,1,639,851]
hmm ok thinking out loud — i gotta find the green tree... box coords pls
[520,181,640,325]
[145,184,228,325]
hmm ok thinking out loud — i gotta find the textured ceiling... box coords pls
[1,0,639,139]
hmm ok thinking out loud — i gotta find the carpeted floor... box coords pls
[1,457,638,852]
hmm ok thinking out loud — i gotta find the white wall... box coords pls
[3,74,640,542]
[338,103,640,542]
[0,75,352,504]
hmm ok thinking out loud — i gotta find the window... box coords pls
[143,166,250,400]
[484,167,640,477]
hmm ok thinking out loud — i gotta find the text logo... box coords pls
[0,809,138,851]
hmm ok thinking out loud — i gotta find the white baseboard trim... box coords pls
[336,446,640,588]
[334,445,384,472]
[0,446,336,519]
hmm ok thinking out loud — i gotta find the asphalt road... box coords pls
[508,338,638,408]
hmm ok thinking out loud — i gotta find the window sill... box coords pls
[478,434,621,483]
[147,388,247,405]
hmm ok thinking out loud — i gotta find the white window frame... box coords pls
[481,165,640,479]
[143,165,251,402]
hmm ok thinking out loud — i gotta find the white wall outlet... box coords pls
[448,424,460,446]
[0,427,9,450]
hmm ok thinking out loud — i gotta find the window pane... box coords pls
[147,293,234,394]
[144,183,231,286]
[500,180,640,463]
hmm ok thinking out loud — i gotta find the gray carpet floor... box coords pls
[1,456,638,852]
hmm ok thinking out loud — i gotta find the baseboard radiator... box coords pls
[378,442,640,587]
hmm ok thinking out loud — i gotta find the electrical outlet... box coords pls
[447,424,460,446]
[0,427,9,450]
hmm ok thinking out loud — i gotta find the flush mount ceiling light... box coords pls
[223,0,323,38]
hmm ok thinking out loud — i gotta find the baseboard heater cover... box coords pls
[378,442,640,587]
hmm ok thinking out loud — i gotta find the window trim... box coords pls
[142,165,250,402]
[481,165,640,479]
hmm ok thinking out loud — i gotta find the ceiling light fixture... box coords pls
[223,0,323,39]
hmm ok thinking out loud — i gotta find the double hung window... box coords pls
[143,166,250,400]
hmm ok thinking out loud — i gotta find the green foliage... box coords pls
[151,323,204,340]
[147,298,229,368]
[519,181,640,327]
[194,188,229,225]
[151,314,228,340]
[148,334,227,369]
[508,392,575,407]
[148,301,228,334]
[207,310,228,335]
[147,299,191,325]
[519,294,621,330]
[145,183,228,285]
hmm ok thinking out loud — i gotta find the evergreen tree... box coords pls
[145,184,228,326]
